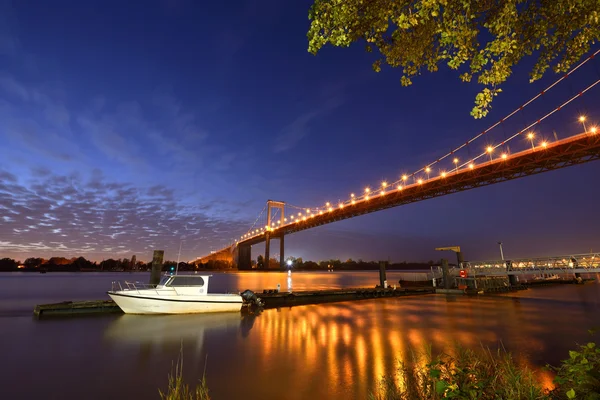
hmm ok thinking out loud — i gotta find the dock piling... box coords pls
[150,250,164,287]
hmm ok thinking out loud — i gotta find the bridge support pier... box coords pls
[279,235,285,270]
[508,275,518,286]
[264,232,271,269]
[237,244,252,270]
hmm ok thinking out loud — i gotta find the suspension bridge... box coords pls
[193,50,600,270]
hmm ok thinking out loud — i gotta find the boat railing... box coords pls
[111,280,162,295]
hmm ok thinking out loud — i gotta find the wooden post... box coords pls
[150,250,164,287]
[379,261,387,288]
[441,258,450,289]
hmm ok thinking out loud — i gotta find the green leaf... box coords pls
[435,380,448,395]
[570,350,579,359]
[429,368,441,379]
[567,388,576,399]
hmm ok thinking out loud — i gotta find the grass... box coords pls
[369,344,548,400]
[159,347,210,400]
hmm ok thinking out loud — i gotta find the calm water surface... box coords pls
[1,271,599,399]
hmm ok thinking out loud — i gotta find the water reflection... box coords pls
[104,312,257,349]
[229,292,598,399]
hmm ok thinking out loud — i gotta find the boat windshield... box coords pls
[159,276,172,286]
[166,276,205,287]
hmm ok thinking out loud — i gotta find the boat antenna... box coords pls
[175,240,183,275]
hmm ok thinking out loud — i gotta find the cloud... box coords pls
[273,90,345,153]
[0,170,247,261]
[0,75,29,101]
[273,110,321,153]
[0,169,17,183]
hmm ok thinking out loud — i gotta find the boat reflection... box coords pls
[104,312,257,349]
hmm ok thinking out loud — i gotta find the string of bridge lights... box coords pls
[234,49,600,244]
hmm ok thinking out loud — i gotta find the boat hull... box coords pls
[107,291,243,314]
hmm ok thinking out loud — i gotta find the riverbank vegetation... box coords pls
[159,339,599,400]
[370,340,600,400]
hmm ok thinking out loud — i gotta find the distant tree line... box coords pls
[0,255,439,272]
[247,256,437,271]
[0,256,197,273]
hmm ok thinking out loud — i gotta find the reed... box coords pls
[159,348,210,400]
[370,344,548,400]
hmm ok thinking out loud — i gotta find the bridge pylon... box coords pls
[266,200,286,270]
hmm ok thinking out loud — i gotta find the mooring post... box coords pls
[379,261,387,288]
[456,251,464,268]
[441,258,450,289]
[150,250,164,287]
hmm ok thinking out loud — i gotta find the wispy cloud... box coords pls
[0,74,29,101]
[273,89,345,153]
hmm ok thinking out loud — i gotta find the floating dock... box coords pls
[33,287,435,318]
[256,286,434,308]
[34,300,122,318]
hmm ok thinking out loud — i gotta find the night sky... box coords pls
[1,0,599,263]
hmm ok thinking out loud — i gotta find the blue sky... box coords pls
[1,0,600,263]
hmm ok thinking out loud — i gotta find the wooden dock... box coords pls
[34,300,122,318]
[256,287,434,308]
[33,287,435,318]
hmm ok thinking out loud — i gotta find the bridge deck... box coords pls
[229,132,600,249]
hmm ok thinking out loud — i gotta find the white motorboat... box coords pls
[107,274,243,314]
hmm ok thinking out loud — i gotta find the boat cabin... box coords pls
[158,275,212,294]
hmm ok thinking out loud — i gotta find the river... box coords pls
[1,271,599,399]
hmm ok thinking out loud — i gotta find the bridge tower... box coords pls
[265,200,285,270]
